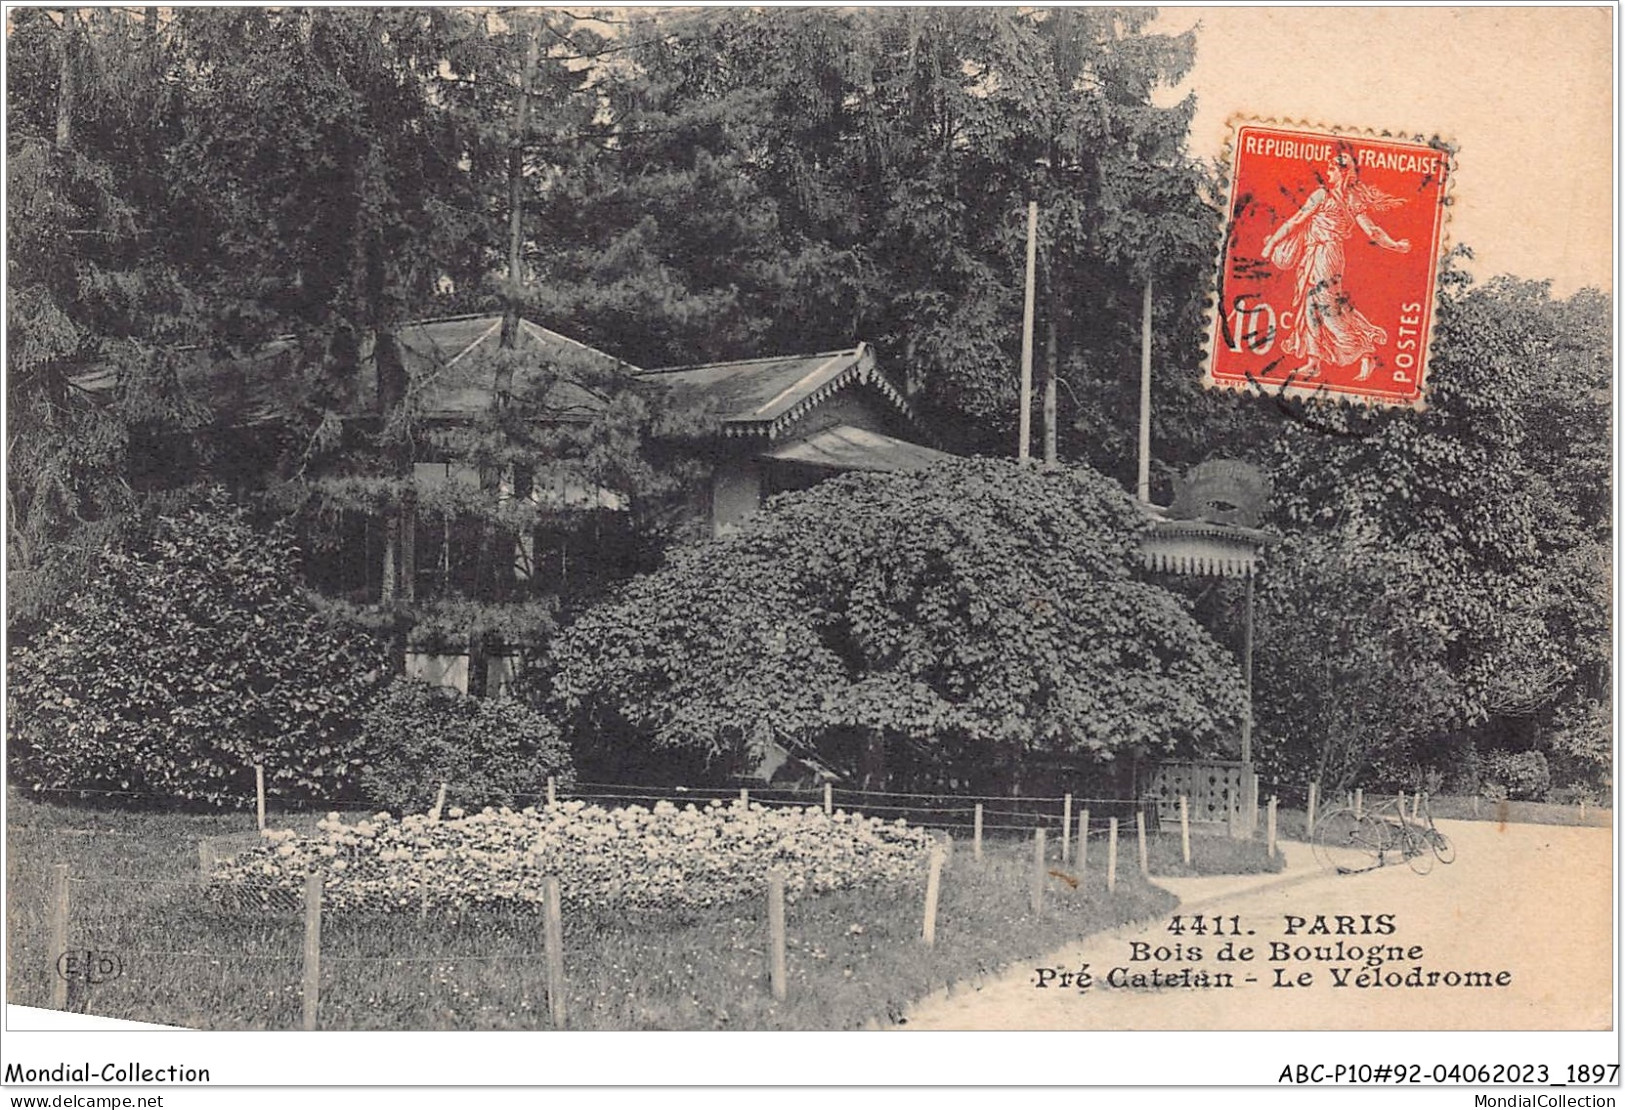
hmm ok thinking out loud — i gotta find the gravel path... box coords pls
[899,819,1613,1030]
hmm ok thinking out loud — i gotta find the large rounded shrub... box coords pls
[1481,749,1552,802]
[550,457,1247,785]
[7,491,388,806]
[357,676,573,812]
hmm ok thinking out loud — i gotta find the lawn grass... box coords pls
[1425,795,1611,828]
[1145,832,1284,877]
[7,792,1176,1030]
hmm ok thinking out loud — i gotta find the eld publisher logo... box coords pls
[55,950,123,984]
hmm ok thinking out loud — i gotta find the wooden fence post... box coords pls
[1076,809,1089,886]
[1030,828,1046,914]
[740,788,750,807]
[1061,794,1073,864]
[1267,797,1279,858]
[301,873,322,1031]
[546,776,556,807]
[1412,791,1423,822]
[254,764,266,832]
[1306,782,1319,836]
[1136,811,1149,877]
[1178,796,1191,865]
[1106,819,1119,893]
[197,840,216,887]
[430,782,448,822]
[766,869,787,1001]
[543,876,566,1029]
[1354,788,1363,818]
[1472,794,1480,818]
[49,863,69,1011]
[922,846,944,946]
[1249,772,1261,834]
[823,782,833,816]
[973,804,983,861]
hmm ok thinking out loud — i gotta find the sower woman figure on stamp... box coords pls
[1261,152,1410,381]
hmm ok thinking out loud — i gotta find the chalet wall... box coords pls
[406,651,470,694]
[711,460,764,536]
[405,652,523,698]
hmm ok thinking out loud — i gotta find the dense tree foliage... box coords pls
[5,10,1609,801]
[1249,270,1612,796]
[549,458,1246,790]
[6,10,681,661]
[8,494,389,805]
[357,675,573,813]
[1250,530,1457,794]
[6,9,204,624]
[533,8,1220,472]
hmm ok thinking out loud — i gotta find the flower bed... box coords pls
[208,799,937,914]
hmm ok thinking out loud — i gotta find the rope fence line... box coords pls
[21,773,1608,820]
[99,951,303,962]
[557,780,1125,803]
[322,952,547,964]
[29,769,1366,913]
[68,876,210,888]
[67,951,547,964]
[21,786,191,799]
[16,780,1147,810]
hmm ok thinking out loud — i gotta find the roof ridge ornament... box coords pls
[1168,459,1271,529]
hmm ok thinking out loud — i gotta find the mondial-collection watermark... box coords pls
[3,1063,209,1084]
[1473,1098,1615,1108]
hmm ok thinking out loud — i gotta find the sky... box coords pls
[1150,5,1615,296]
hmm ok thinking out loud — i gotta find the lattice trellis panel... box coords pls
[1146,760,1251,825]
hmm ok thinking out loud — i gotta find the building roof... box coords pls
[762,425,953,473]
[66,314,637,426]
[392,315,634,420]
[635,344,916,439]
[1138,505,1274,578]
[67,335,311,428]
[67,321,930,450]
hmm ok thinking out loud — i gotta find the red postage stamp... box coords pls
[1207,121,1452,407]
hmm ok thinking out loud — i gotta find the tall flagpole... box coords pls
[1137,276,1152,502]
[1043,260,1058,466]
[1018,201,1038,462]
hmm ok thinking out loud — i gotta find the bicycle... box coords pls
[1313,792,1451,875]
[1412,793,1455,864]
[1311,805,1388,874]
[1364,794,1436,874]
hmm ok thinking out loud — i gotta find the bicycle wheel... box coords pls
[1429,826,1455,864]
[1403,825,1435,874]
[1313,808,1385,874]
